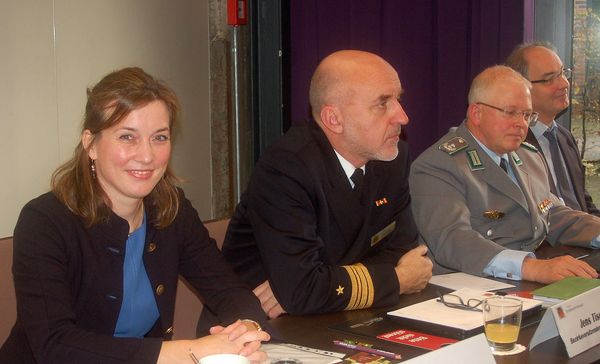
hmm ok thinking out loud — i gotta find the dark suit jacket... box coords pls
[525,126,600,217]
[0,190,265,364]
[222,121,419,315]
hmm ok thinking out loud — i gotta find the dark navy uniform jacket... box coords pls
[222,121,419,314]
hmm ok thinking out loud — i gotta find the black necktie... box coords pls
[350,168,364,194]
[543,127,581,210]
[499,158,509,174]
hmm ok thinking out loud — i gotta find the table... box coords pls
[268,279,600,363]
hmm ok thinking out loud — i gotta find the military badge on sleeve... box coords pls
[341,263,374,309]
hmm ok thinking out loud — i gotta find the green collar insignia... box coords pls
[466,149,484,170]
[510,152,522,166]
[521,141,538,152]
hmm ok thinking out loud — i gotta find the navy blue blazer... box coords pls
[0,190,266,364]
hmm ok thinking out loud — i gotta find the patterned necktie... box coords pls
[543,127,581,210]
[350,168,364,194]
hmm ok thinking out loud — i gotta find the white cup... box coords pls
[199,354,250,364]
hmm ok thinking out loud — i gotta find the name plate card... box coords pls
[530,286,600,358]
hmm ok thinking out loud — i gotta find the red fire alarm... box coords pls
[228,0,247,25]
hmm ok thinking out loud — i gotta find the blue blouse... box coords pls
[114,213,159,337]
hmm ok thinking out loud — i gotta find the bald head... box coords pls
[307,50,408,167]
[309,50,398,122]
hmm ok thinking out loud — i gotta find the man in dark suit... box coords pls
[506,43,600,216]
[221,50,432,318]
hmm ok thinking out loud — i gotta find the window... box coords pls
[571,0,600,203]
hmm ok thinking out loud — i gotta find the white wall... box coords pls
[0,1,212,238]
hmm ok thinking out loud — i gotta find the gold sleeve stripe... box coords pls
[341,263,374,310]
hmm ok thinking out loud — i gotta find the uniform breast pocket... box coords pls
[470,215,514,240]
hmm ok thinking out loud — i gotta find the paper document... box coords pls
[388,288,541,332]
[263,343,345,364]
[429,272,514,291]
[403,333,495,364]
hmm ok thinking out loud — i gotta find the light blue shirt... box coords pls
[114,213,160,337]
[470,134,533,281]
[530,121,578,203]
[530,121,557,183]
[474,139,519,186]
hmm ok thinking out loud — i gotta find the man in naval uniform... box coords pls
[410,65,600,284]
[220,50,432,319]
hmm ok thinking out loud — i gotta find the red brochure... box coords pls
[377,329,457,350]
[507,290,534,299]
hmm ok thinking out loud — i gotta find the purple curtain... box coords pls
[290,0,525,158]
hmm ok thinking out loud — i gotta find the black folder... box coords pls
[330,305,544,341]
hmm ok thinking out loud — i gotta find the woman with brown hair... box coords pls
[0,67,269,364]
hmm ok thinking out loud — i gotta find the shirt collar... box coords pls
[469,131,509,166]
[334,150,366,180]
[530,119,557,140]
